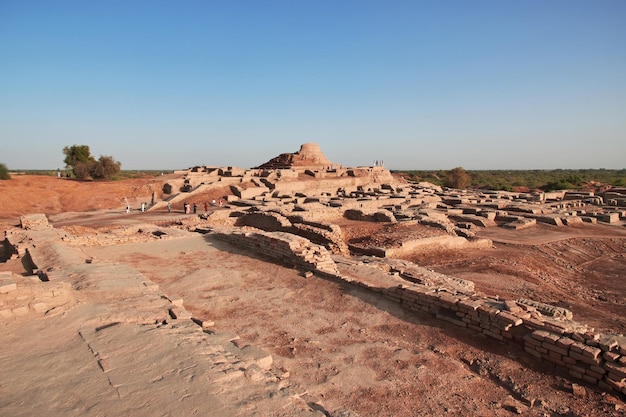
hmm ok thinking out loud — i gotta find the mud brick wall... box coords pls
[0,272,74,320]
[344,208,397,222]
[236,211,292,231]
[20,214,52,231]
[60,226,189,246]
[290,223,349,255]
[381,284,626,398]
[212,228,339,276]
[236,211,349,255]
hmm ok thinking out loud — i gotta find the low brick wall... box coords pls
[0,272,74,320]
[290,223,350,255]
[381,284,626,397]
[344,208,397,222]
[20,214,52,231]
[384,235,492,257]
[235,211,349,255]
[212,228,340,276]
[61,224,190,246]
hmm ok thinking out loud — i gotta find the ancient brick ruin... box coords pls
[3,143,625,403]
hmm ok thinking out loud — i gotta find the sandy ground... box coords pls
[1,175,625,416]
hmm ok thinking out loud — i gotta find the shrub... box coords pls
[445,167,470,189]
[0,163,10,180]
[90,155,121,179]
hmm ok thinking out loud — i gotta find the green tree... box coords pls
[445,167,471,189]
[91,155,121,179]
[0,163,10,180]
[63,145,96,179]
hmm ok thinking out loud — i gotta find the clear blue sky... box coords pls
[1,1,625,170]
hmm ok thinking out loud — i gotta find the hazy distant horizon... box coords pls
[6,161,625,173]
[2,1,625,171]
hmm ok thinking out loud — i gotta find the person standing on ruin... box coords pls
[193,203,197,214]
[204,201,209,212]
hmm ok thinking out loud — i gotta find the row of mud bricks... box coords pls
[62,234,158,246]
[383,285,626,398]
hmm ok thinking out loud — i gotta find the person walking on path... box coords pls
[204,201,209,212]
[167,202,171,213]
[193,203,197,214]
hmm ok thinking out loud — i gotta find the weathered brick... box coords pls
[585,369,605,380]
[523,333,541,346]
[562,356,577,365]
[496,311,523,326]
[542,342,568,356]
[581,345,601,360]
[590,365,607,375]
[569,369,583,379]
[524,346,542,359]
[604,351,620,362]
[483,329,504,341]
[556,337,575,350]
[605,362,626,380]
[582,375,599,385]
[570,351,602,366]
[531,330,552,342]
[458,299,482,312]
[599,338,619,351]
[548,351,563,363]
[605,377,626,391]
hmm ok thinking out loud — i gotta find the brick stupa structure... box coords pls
[255,142,335,169]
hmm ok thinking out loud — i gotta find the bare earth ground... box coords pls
[1,175,625,416]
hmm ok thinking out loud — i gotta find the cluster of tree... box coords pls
[396,168,626,191]
[0,163,10,180]
[63,145,121,180]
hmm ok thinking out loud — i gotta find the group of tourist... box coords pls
[125,199,224,214]
[182,199,223,214]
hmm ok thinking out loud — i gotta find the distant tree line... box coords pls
[63,145,121,180]
[395,168,626,191]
